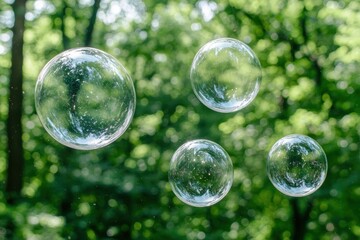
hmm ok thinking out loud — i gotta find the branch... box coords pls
[299,5,322,88]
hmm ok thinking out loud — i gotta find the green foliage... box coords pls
[0,0,359,239]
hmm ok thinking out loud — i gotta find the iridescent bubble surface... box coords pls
[190,38,262,113]
[35,47,136,150]
[267,134,327,197]
[169,139,233,207]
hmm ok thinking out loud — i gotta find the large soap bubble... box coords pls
[35,47,136,150]
[169,139,233,207]
[190,38,262,113]
[267,134,328,197]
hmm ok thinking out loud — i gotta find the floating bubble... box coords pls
[267,134,328,197]
[190,38,262,113]
[35,47,136,150]
[169,139,233,207]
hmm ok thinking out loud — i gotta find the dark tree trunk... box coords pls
[57,1,101,238]
[60,1,70,50]
[291,199,313,240]
[5,0,27,204]
[84,0,101,47]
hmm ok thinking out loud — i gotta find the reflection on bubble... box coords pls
[35,47,136,150]
[169,139,233,207]
[267,134,327,197]
[190,38,262,113]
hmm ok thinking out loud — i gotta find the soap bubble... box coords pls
[267,134,328,197]
[190,38,261,113]
[169,139,233,207]
[35,47,136,150]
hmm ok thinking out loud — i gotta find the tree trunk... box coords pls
[60,1,70,50]
[291,198,313,240]
[84,0,101,47]
[6,0,27,204]
[57,1,101,237]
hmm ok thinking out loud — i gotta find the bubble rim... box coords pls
[35,47,136,150]
[169,139,234,207]
[267,134,328,197]
[190,37,262,113]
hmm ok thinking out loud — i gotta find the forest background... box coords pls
[0,0,359,239]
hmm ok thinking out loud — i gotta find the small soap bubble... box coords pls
[169,139,233,207]
[35,47,136,150]
[190,38,262,113]
[267,134,328,197]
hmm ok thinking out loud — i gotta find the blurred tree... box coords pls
[6,0,27,204]
[0,0,359,239]
[84,0,101,47]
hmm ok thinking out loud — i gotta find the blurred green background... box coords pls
[0,0,359,239]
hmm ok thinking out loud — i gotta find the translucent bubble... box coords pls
[267,134,328,197]
[190,38,262,113]
[169,139,233,207]
[35,47,136,150]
